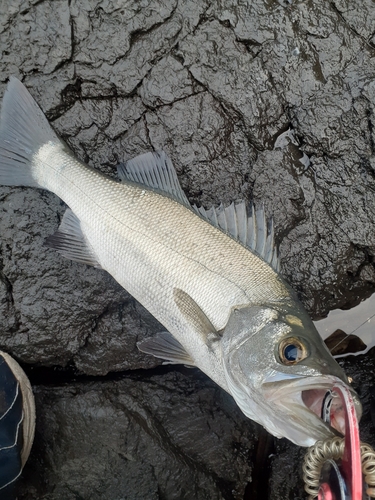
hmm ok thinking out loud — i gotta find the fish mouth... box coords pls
[263,375,362,440]
[301,387,346,435]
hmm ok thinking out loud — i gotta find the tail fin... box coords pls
[0,77,59,188]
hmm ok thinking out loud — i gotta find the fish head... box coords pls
[220,302,362,446]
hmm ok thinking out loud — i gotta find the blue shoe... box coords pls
[0,351,35,499]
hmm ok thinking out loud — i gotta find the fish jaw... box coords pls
[224,362,335,446]
[261,374,362,446]
[224,360,362,446]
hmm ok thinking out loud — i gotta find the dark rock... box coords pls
[18,369,256,500]
[1,0,375,498]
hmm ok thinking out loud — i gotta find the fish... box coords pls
[0,77,362,447]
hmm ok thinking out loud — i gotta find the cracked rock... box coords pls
[139,54,200,107]
[145,92,256,205]
[18,370,256,500]
[0,0,72,76]
[1,0,375,498]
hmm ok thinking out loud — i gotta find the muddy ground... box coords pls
[1,1,375,498]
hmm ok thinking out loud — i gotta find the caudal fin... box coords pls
[0,77,59,188]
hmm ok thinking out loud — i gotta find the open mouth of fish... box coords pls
[264,375,362,437]
[302,387,346,434]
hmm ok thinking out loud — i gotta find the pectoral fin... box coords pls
[137,332,195,366]
[173,288,220,344]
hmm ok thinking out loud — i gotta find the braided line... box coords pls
[303,438,375,499]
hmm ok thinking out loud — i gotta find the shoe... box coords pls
[0,351,35,499]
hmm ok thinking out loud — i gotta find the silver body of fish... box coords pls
[0,77,361,446]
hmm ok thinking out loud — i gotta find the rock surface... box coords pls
[0,0,375,498]
[18,368,258,500]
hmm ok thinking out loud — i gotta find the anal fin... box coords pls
[137,332,195,366]
[45,209,102,268]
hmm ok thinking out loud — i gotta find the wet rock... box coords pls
[0,0,71,77]
[18,369,256,500]
[145,92,256,206]
[139,55,201,107]
[16,351,375,500]
[0,0,375,498]
[340,349,375,446]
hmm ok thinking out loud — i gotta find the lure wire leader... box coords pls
[303,436,375,499]
[321,390,333,424]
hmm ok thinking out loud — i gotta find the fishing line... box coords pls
[329,311,375,355]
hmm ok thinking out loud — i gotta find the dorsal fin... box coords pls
[193,201,280,272]
[118,152,279,271]
[45,209,102,268]
[117,151,191,208]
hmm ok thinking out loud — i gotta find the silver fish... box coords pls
[0,77,361,446]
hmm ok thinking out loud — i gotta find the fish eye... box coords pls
[278,337,308,365]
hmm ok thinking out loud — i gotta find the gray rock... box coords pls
[18,370,256,500]
[17,351,375,500]
[0,0,375,498]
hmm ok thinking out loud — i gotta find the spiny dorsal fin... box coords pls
[137,332,195,366]
[117,151,191,208]
[193,201,280,272]
[118,151,280,271]
[45,209,102,268]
